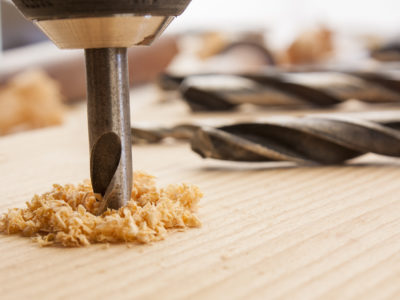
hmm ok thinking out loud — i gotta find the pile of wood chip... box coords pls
[0,70,65,135]
[0,172,202,247]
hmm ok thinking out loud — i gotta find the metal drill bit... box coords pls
[157,70,400,111]
[190,114,400,164]
[85,48,132,214]
[370,41,400,62]
[130,113,400,164]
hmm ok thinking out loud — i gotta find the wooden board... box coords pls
[1,87,400,300]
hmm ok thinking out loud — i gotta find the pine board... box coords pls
[1,88,400,300]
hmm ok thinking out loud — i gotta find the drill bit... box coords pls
[190,114,400,164]
[158,70,400,111]
[86,48,132,213]
[131,112,400,164]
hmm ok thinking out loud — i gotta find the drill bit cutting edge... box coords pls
[85,48,132,212]
[11,0,192,213]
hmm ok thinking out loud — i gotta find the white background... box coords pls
[168,0,400,41]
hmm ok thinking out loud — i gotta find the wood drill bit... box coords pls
[86,48,132,213]
[190,114,400,164]
[131,112,400,164]
[158,70,400,111]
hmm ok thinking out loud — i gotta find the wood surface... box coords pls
[1,87,400,300]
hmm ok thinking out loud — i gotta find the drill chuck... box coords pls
[12,0,192,48]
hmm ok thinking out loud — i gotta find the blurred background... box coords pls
[169,0,400,48]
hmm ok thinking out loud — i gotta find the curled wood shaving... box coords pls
[281,27,334,65]
[0,172,202,247]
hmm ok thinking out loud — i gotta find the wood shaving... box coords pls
[197,31,228,59]
[0,172,202,247]
[0,69,65,135]
[281,27,334,65]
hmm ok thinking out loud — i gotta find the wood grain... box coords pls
[1,88,400,300]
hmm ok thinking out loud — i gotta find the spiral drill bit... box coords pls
[131,112,400,164]
[190,114,400,164]
[159,70,400,111]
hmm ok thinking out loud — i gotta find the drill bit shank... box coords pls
[86,48,132,213]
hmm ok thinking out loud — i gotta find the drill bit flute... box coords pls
[11,0,192,213]
[85,48,132,211]
[131,112,400,164]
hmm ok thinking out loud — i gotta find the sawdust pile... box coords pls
[0,172,202,247]
[0,70,65,135]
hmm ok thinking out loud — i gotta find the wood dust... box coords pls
[0,172,202,247]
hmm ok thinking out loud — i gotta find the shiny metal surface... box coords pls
[36,16,174,49]
[85,48,132,213]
